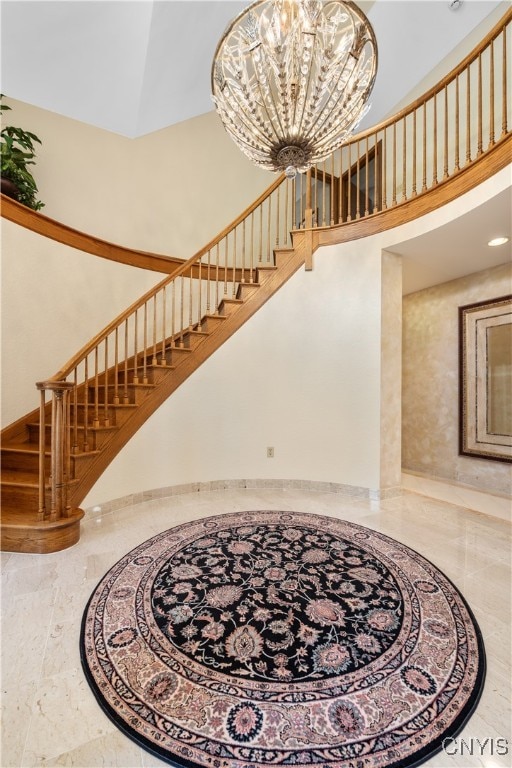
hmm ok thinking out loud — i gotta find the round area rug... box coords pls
[80,510,485,768]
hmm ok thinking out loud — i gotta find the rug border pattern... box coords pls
[80,510,486,768]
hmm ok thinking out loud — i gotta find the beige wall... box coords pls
[0,219,163,425]
[380,251,403,491]
[82,240,395,508]
[402,262,512,496]
[388,2,510,118]
[3,98,271,258]
[2,97,510,506]
[1,98,271,424]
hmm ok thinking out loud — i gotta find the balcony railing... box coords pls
[293,8,511,231]
[32,8,511,522]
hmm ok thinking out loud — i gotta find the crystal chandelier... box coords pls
[211,0,378,178]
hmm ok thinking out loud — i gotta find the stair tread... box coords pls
[2,441,46,455]
[0,507,84,529]
[1,468,81,486]
[27,421,118,433]
[1,257,288,551]
[1,468,41,487]
[89,382,156,389]
[72,402,138,409]
[1,442,100,462]
[71,449,101,459]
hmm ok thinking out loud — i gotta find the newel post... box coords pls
[36,380,74,521]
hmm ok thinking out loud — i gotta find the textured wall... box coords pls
[402,262,512,495]
[380,251,403,491]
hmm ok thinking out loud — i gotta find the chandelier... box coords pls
[211,0,378,178]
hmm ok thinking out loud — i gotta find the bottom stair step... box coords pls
[0,507,84,554]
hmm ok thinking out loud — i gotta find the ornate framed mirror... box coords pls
[459,295,512,463]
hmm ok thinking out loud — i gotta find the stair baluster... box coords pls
[1,10,510,553]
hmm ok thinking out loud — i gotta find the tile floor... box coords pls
[1,488,510,767]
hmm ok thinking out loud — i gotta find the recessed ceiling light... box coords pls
[487,236,510,247]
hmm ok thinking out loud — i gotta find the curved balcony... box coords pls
[1,9,510,553]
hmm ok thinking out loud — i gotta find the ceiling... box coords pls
[0,0,505,137]
[1,0,510,293]
[395,186,511,294]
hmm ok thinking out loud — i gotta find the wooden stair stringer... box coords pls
[67,241,307,506]
[0,242,306,552]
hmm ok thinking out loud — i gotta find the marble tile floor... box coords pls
[1,488,510,768]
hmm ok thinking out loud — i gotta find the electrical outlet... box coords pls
[267,447,274,458]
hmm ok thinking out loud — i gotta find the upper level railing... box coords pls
[293,7,511,233]
[3,9,510,271]
[6,8,510,522]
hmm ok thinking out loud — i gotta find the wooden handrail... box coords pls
[44,172,289,385]
[3,9,509,525]
[0,194,185,274]
[294,8,511,239]
[28,167,295,521]
[1,174,286,275]
[191,173,286,261]
[337,7,512,147]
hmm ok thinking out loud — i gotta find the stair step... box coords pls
[1,440,99,458]
[180,329,209,349]
[83,381,155,405]
[120,347,193,374]
[256,263,279,276]
[1,443,49,472]
[71,402,138,410]
[27,421,118,450]
[237,282,260,300]
[1,468,39,487]
[2,441,41,453]
[89,381,156,390]
[0,237,303,554]
[196,314,227,333]
[162,350,191,367]
[0,506,84,554]
[0,506,83,527]
[218,297,244,316]
[69,402,138,428]
[1,478,42,515]
[274,249,293,267]
[110,363,176,386]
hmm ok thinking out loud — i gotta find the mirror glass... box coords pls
[487,323,512,436]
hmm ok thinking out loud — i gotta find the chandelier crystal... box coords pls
[211,0,378,178]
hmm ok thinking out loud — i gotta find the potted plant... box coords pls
[1,94,44,210]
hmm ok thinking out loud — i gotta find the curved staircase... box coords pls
[1,8,510,553]
[1,219,307,552]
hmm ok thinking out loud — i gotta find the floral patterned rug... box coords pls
[80,510,485,768]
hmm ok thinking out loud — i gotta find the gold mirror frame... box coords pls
[459,295,512,463]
